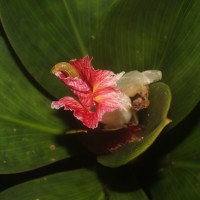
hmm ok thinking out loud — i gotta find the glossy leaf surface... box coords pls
[150,119,200,199]
[0,169,104,200]
[0,0,199,128]
[0,168,149,200]
[0,0,118,98]
[93,0,200,127]
[0,36,80,173]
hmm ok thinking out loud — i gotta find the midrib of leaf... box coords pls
[173,160,200,169]
[63,0,88,55]
[0,115,61,134]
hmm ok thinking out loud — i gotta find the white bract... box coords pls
[117,70,162,97]
[102,70,162,129]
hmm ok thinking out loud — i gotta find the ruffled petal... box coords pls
[96,89,131,112]
[69,55,95,85]
[52,96,100,129]
[92,70,125,92]
[54,72,94,109]
[51,96,83,110]
[93,69,131,113]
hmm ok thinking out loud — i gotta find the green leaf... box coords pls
[108,191,148,200]
[97,82,171,168]
[0,169,105,200]
[149,118,200,199]
[93,0,200,128]
[0,167,149,200]
[0,0,199,128]
[0,0,118,98]
[0,36,80,173]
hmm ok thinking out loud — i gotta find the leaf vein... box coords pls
[62,0,88,55]
[0,115,61,134]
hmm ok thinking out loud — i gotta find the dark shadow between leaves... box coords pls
[53,106,144,157]
[132,103,200,198]
[95,164,143,198]
[152,102,199,157]
[54,133,89,156]
[0,155,96,192]
[52,109,91,156]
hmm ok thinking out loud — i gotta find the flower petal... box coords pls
[52,96,100,129]
[69,55,95,85]
[51,96,83,110]
[92,70,125,92]
[54,72,94,109]
[117,70,162,97]
[97,90,132,114]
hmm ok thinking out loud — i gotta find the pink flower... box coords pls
[51,56,131,129]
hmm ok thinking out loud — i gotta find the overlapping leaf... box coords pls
[0,0,119,98]
[149,118,200,199]
[0,169,104,200]
[0,1,199,198]
[93,0,200,127]
[0,36,81,173]
[0,0,199,128]
[97,82,171,167]
[0,168,148,199]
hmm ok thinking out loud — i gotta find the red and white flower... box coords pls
[51,56,162,130]
[51,56,131,129]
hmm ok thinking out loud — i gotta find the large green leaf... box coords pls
[0,36,82,173]
[97,82,171,167]
[0,168,149,199]
[0,0,199,128]
[0,169,105,200]
[149,118,200,199]
[0,0,118,98]
[93,0,200,127]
